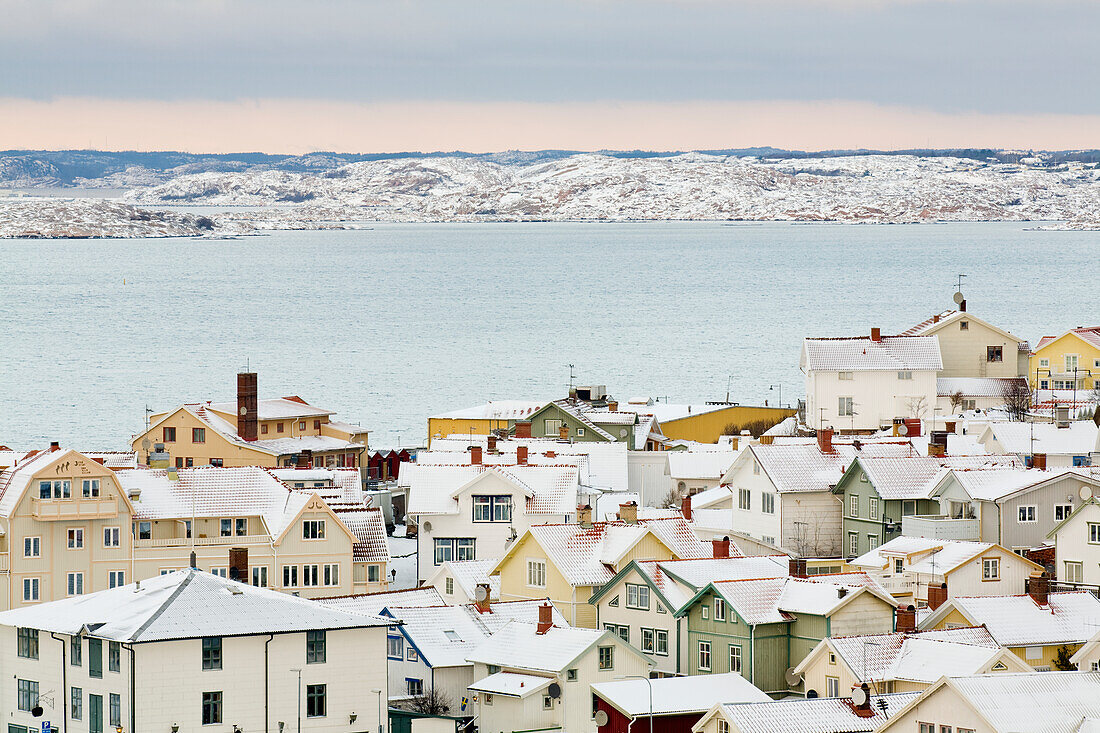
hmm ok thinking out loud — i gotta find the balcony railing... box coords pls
[30,497,119,521]
[133,534,272,549]
[902,514,980,542]
[876,575,919,593]
[0,554,9,572]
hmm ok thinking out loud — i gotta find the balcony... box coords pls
[30,497,119,521]
[902,514,979,542]
[133,534,271,550]
[875,575,919,595]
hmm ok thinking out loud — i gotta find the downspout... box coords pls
[675,616,681,674]
[126,643,136,733]
[50,633,68,733]
[265,633,275,733]
[750,624,756,686]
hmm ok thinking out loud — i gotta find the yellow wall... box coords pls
[132,408,277,467]
[1008,643,1080,669]
[427,417,513,446]
[1030,333,1100,390]
[661,406,796,443]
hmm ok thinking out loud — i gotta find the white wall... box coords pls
[807,369,938,431]
[1056,502,1100,586]
[627,451,671,507]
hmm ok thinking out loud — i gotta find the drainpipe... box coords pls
[125,643,136,733]
[50,633,68,733]
[265,633,275,733]
[750,625,756,686]
[675,617,681,674]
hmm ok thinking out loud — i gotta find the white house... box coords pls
[426,558,502,604]
[0,568,391,733]
[692,691,920,733]
[978,421,1098,468]
[668,447,741,498]
[1048,495,1100,586]
[802,330,942,431]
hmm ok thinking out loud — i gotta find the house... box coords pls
[491,509,710,627]
[131,372,368,469]
[876,671,1100,733]
[691,690,920,733]
[675,571,897,693]
[427,401,547,446]
[978,420,1098,468]
[466,605,653,733]
[668,447,741,497]
[402,451,587,583]
[793,625,1032,698]
[522,392,667,450]
[849,536,1042,604]
[381,598,567,707]
[898,307,1029,379]
[0,567,391,732]
[918,580,1100,669]
[427,557,502,604]
[591,673,770,733]
[1030,325,1100,391]
[317,586,445,616]
[1048,495,1100,585]
[588,553,791,675]
[831,454,1021,557]
[802,330,942,432]
[936,377,1030,413]
[617,398,796,444]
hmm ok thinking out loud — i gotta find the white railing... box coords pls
[902,515,980,541]
[133,534,271,549]
[30,497,120,521]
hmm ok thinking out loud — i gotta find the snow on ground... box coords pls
[388,533,419,590]
[0,198,252,238]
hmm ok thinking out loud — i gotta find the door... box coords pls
[89,694,104,733]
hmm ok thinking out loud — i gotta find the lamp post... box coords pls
[371,688,383,733]
[769,384,782,409]
[291,668,302,733]
[617,675,653,733]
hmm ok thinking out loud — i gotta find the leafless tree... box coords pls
[408,687,453,716]
[1001,380,1032,422]
[948,390,965,412]
[905,396,929,419]
[659,488,682,509]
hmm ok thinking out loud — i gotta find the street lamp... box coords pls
[617,675,653,733]
[769,384,782,409]
[291,668,302,733]
[371,688,384,733]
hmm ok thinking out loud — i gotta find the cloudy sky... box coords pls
[3,0,1098,152]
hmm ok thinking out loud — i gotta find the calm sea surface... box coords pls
[1,222,1097,450]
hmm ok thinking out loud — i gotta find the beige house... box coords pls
[898,308,1029,379]
[0,568,391,733]
[0,447,389,610]
[1049,496,1100,586]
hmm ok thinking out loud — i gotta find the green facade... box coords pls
[832,463,939,558]
[524,403,617,444]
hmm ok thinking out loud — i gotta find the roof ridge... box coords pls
[129,570,197,642]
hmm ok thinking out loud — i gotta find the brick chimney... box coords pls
[487,435,498,453]
[852,683,873,717]
[681,494,692,522]
[895,604,917,633]
[577,504,593,528]
[730,436,739,451]
[469,445,483,466]
[712,537,731,558]
[928,442,946,458]
[1027,572,1050,606]
[49,441,61,452]
[558,425,570,441]
[817,428,835,454]
[237,372,259,442]
[788,557,808,578]
[536,602,554,634]
[1032,453,1047,470]
[927,582,948,611]
[515,421,532,439]
[517,445,528,465]
[870,327,882,342]
[474,583,492,614]
[619,501,638,524]
[297,449,313,469]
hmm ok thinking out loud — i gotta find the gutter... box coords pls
[50,633,68,733]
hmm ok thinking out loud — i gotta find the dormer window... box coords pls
[473,496,511,522]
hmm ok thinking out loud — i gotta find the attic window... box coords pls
[960,321,969,330]
[443,630,462,642]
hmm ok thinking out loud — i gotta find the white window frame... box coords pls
[103,527,120,548]
[849,494,859,518]
[848,532,859,557]
[625,583,650,610]
[838,371,853,381]
[640,627,655,653]
[527,559,547,588]
[738,488,751,511]
[762,493,775,514]
[729,644,742,672]
[714,597,726,621]
[1018,505,1036,523]
[838,396,854,417]
[1065,561,1084,583]
[898,370,913,380]
[982,557,1000,581]
[108,570,125,588]
[1054,504,1073,522]
[67,528,85,549]
[67,571,84,596]
[302,564,320,587]
[869,497,879,519]
[323,563,339,587]
[23,577,40,602]
[826,676,839,697]
[283,565,299,587]
[252,566,269,587]
[23,536,41,557]
[82,479,101,498]
[302,519,326,540]
[868,535,879,550]
[698,641,711,671]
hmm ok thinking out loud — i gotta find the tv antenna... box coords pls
[567,364,575,391]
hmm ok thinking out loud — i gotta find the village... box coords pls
[3,297,1100,733]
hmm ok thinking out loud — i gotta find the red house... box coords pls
[592,673,769,733]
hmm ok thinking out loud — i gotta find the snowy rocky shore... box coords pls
[0,199,250,239]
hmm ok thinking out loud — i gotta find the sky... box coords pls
[2,0,1099,153]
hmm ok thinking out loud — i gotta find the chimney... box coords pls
[932,314,940,323]
[474,583,492,614]
[577,504,592,528]
[870,327,882,342]
[190,551,197,569]
[297,449,313,469]
[619,501,638,524]
[945,421,957,433]
[517,445,528,465]
[928,442,946,458]
[927,582,948,611]
[895,604,917,633]
[237,372,259,442]
[837,587,848,599]
[515,421,532,439]
[817,428,835,454]
[712,537,730,559]
[904,418,922,438]
[1027,572,1050,606]
[681,494,692,522]
[730,436,739,451]
[852,683,873,716]
[50,441,60,452]
[608,400,619,412]
[959,299,966,312]
[487,435,498,453]
[789,557,808,578]
[1032,453,1047,470]
[536,602,554,634]
[470,445,483,466]
[558,425,570,441]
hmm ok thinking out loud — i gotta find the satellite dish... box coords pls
[851,686,868,707]
[547,682,561,699]
[240,406,248,416]
[475,585,489,602]
[593,710,609,727]
[898,424,908,436]
[785,667,803,686]
[31,705,43,717]
[953,291,965,305]
[1080,485,1093,501]
[422,521,433,533]
[141,438,152,451]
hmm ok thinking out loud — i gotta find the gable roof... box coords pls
[0,447,139,518]
[589,556,788,611]
[938,376,1030,398]
[402,462,581,516]
[1048,496,1100,539]
[428,557,502,600]
[429,400,546,421]
[843,454,1022,501]
[980,421,1099,456]
[851,536,1041,576]
[1034,326,1100,353]
[592,673,770,717]
[802,335,942,372]
[746,441,921,494]
[712,692,920,733]
[527,399,618,442]
[900,309,1028,349]
[316,587,443,616]
[207,396,334,420]
[0,568,388,641]
[922,592,1100,647]
[466,619,650,673]
[668,449,740,481]
[945,466,1100,503]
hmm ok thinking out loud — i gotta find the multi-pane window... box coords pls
[472,495,512,522]
[252,566,268,587]
[1090,523,1100,544]
[104,527,120,547]
[1055,504,1073,522]
[221,519,232,537]
[894,558,904,574]
[18,627,39,658]
[137,521,152,539]
[110,693,122,726]
[826,676,840,697]
[1065,561,1084,583]
[655,629,668,655]
[729,644,742,672]
[23,536,40,557]
[527,559,546,587]
[109,571,125,589]
[406,679,423,696]
[714,597,726,621]
[445,577,454,594]
[17,679,39,712]
[641,627,655,652]
[72,686,83,719]
[82,479,101,497]
[625,583,650,609]
[738,488,751,511]
[163,426,177,442]
[898,370,913,380]
[838,371,853,380]
[39,480,71,499]
[986,346,1003,363]
[544,419,562,436]
[323,563,339,586]
[982,557,1000,580]
[306,684,327,717]
[72,635,83,665]
[718,722,730,733]
[869,497,879,519]
[302,565,320,587]
[24,577,40,601]
[1018,506,1036,523]
[303,520,326,539]
[598,646,614,670]
[849,495,859,518]
[838,396,854,417]
[68,528,85,548]
[698,641,711,671]
[388,636,403,659]
[67,572,84,595]
[192,427,206,443]
[848,532,859,557]
[202,637,222,670]
[109,641,121,672]
[762,493,775,514]
[89,638,103,678]
[306,630,326,664]
[368,564,380,583]
[202,692,223,724]
[868,535,879,550]
[455,537,475,560]
[283,565,298,587]
[235,518,248,536]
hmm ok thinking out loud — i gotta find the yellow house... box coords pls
[132,372,368,469]
[620,400,796,444]
[426,400,546,446]
[491,511,710,628]
[1030,326,1100,391]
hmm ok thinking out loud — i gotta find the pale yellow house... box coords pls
[1030,325,1100,391]
[427,400,546,446]
[898,308,1030,379]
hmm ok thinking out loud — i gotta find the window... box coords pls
[838,371,854,380]
[220,518,232,537]
[527,559,547,587]
[626,583,650,609]
[109,570,125,588]
[1055,504,1073,522]
[738,488,751,511]
[718,722,730,733]
[762,493,775,514]
[849,495,859,518]
[23,536,40,557]
[39,479,72,499]
[299,421,307,431]
[598,645,614,670]
[919,725,935,733]
[89,637,103,678]
[72,686,83,719]
[202,691,223,724]
[655,629,668,655]
[982,557,1000,580]
[163,426,177,442]
[868,535,879,550]
[1066,561,1084,583]
[388,636,404,659]
[641,627,655,652]
[753,458,761,475]
[323,563,339,586]
[1018,506,1036,523]
[283,564,299,587]
[202,637,222,670]
[702,605,709,619]
[698,641,711,671]
[305,629,325,660]
[261,423,269,435]
[104,527,120,547]
[839,396,854,417]
[544,419,562,435]
[303,519,326,539]
[23,577,40,601]
[137,521,152,539]
[306,684,327,717]
[210,458,223,467]
[82,479,100,497]
[895,558,905,574]
[567,669,578,681]
[435,538,475,565]
[252,566,268,587]
[68,572,84,595]
[18,627,39,658]
[109,641,120,672]
[302,564,320,587]
[902,500,917,516]
[826,676,839,697]
[604,624,630,643]
[235,518,248,536]
[576,427,586,437]
[277,422,285,433]
[68,528,85,548]
[406,678,423,696]
[72,635,83,666]
[176,457,184,468]
[473,495,512,522]
[729,644,742,673]
[543,694,554,710]
[869,497,879,519]
[484,693,494,706]
[17,679,39,712]
[848,532,859,556]
[488,664,501,675]
[714,597,726,621]
[407,647,419,661]
[1067,354,1080,371]
[368,564,380,583]
[898,370,913,380]
[960,320,969,330]
[314,419,322,430]
[1090,523,1100,544]
[1039,358,1049,368]
[110,693,121,726]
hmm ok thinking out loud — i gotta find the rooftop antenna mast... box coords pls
[568,364,575,392]
[954,274,967,293]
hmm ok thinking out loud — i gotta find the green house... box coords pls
[521,398,661,449]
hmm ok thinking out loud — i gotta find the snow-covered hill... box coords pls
[0,199,246,239]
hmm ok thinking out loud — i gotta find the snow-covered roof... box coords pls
[316,587,443,617]
[83,451,140,469]
[0,568,388,641]
[543,399,618,441]
[334,507,390,563]
[1034,326,1100,352]
[936,671,1100,733]
[430,400,547,421]
[749,441,921,494]
[402,462,580,516]
[669,450,739,481]
[982,421,1098,456]
[438,558,501,600]
[855,454,1022,500]
[704,573,894,625]
[928,592,1100,647]
[631,556,789,611]
[250,434,363,454]
[813,627,1004,684]
[900,310,1028,350]
[945,467,1099,503]
[466,620,628,673]
[207,396,334,420]
[431,436,630,492]
[0,447,84,517]
[803,335,943,372]
[716,692,920,733]
[851,536,1006,577]
[467,671,553,698]
[592,672,770,717]
[938,377,1029,398]
[272,466,365,504]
